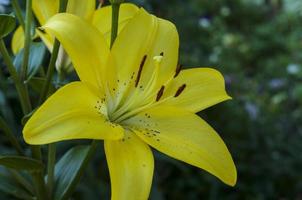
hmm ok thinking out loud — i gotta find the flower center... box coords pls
[98,53,187,124]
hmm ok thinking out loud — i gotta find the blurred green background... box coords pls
[1,0,302,199]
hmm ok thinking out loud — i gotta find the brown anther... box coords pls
[135,55,147,87]
[156,86,165,101]
[174,84,186,97]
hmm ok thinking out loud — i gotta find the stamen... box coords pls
[174,84,186,97]
[156,86,165,101]
[174,64,182,78]
[135,55,147,87]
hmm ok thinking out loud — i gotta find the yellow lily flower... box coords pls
[23,6,237,200]
[11,1,139,72]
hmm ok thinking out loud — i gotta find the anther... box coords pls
[156,86,165,101]
[174,84,186,97]
[174,64,182,78]
[135,55,147,87]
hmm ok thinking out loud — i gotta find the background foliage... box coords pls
[1,0,302,199]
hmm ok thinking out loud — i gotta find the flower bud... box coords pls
[56,45,73,74]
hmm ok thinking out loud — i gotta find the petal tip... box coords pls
[226,95,233,101]
[223,161,237,187]
[228,170,237,187]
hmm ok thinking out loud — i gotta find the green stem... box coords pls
[47,143,56,198]
[0,40,32,114]
[20,0,32,82]
[110,3,121,48]
[0,68,7,92]
[11,0,25,30]
[29,145,47,200]
[62,141,99,200]
[38,39,60,104]
[38,0,68,104]
[31,146,42,160]
[0,28,46,200]
[30,145,45,199]
[1,3,46,199]
[32,172,48,200]
[0,117,24,156]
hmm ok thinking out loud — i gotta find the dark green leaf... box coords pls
[0,14,16,38]
[0,167,35,200]
[54,145,89,200]
[14,42,46,81]
[0,156,44,172]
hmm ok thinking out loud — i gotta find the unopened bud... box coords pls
[56,45,73,74]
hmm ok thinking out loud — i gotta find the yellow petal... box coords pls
[32,0,59,25]
[33,0,95,52]
[120,18,179,111]
[161,68,231,113]
[104,130,154,200]
[125,106,237,186]
[106,8,157,107]
[108,9,179,114]
[92,3,139,45]
[67,0,96,20]
[23,82,124,145]
[43,13,110,90]
[138,18,179,94]
[11,26,24,54]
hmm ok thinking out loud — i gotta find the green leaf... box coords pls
[14,42,46,81]
[0,156,44,172]
[0,167,35,200]
[0,14,16,38]
[54,145,90,200]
